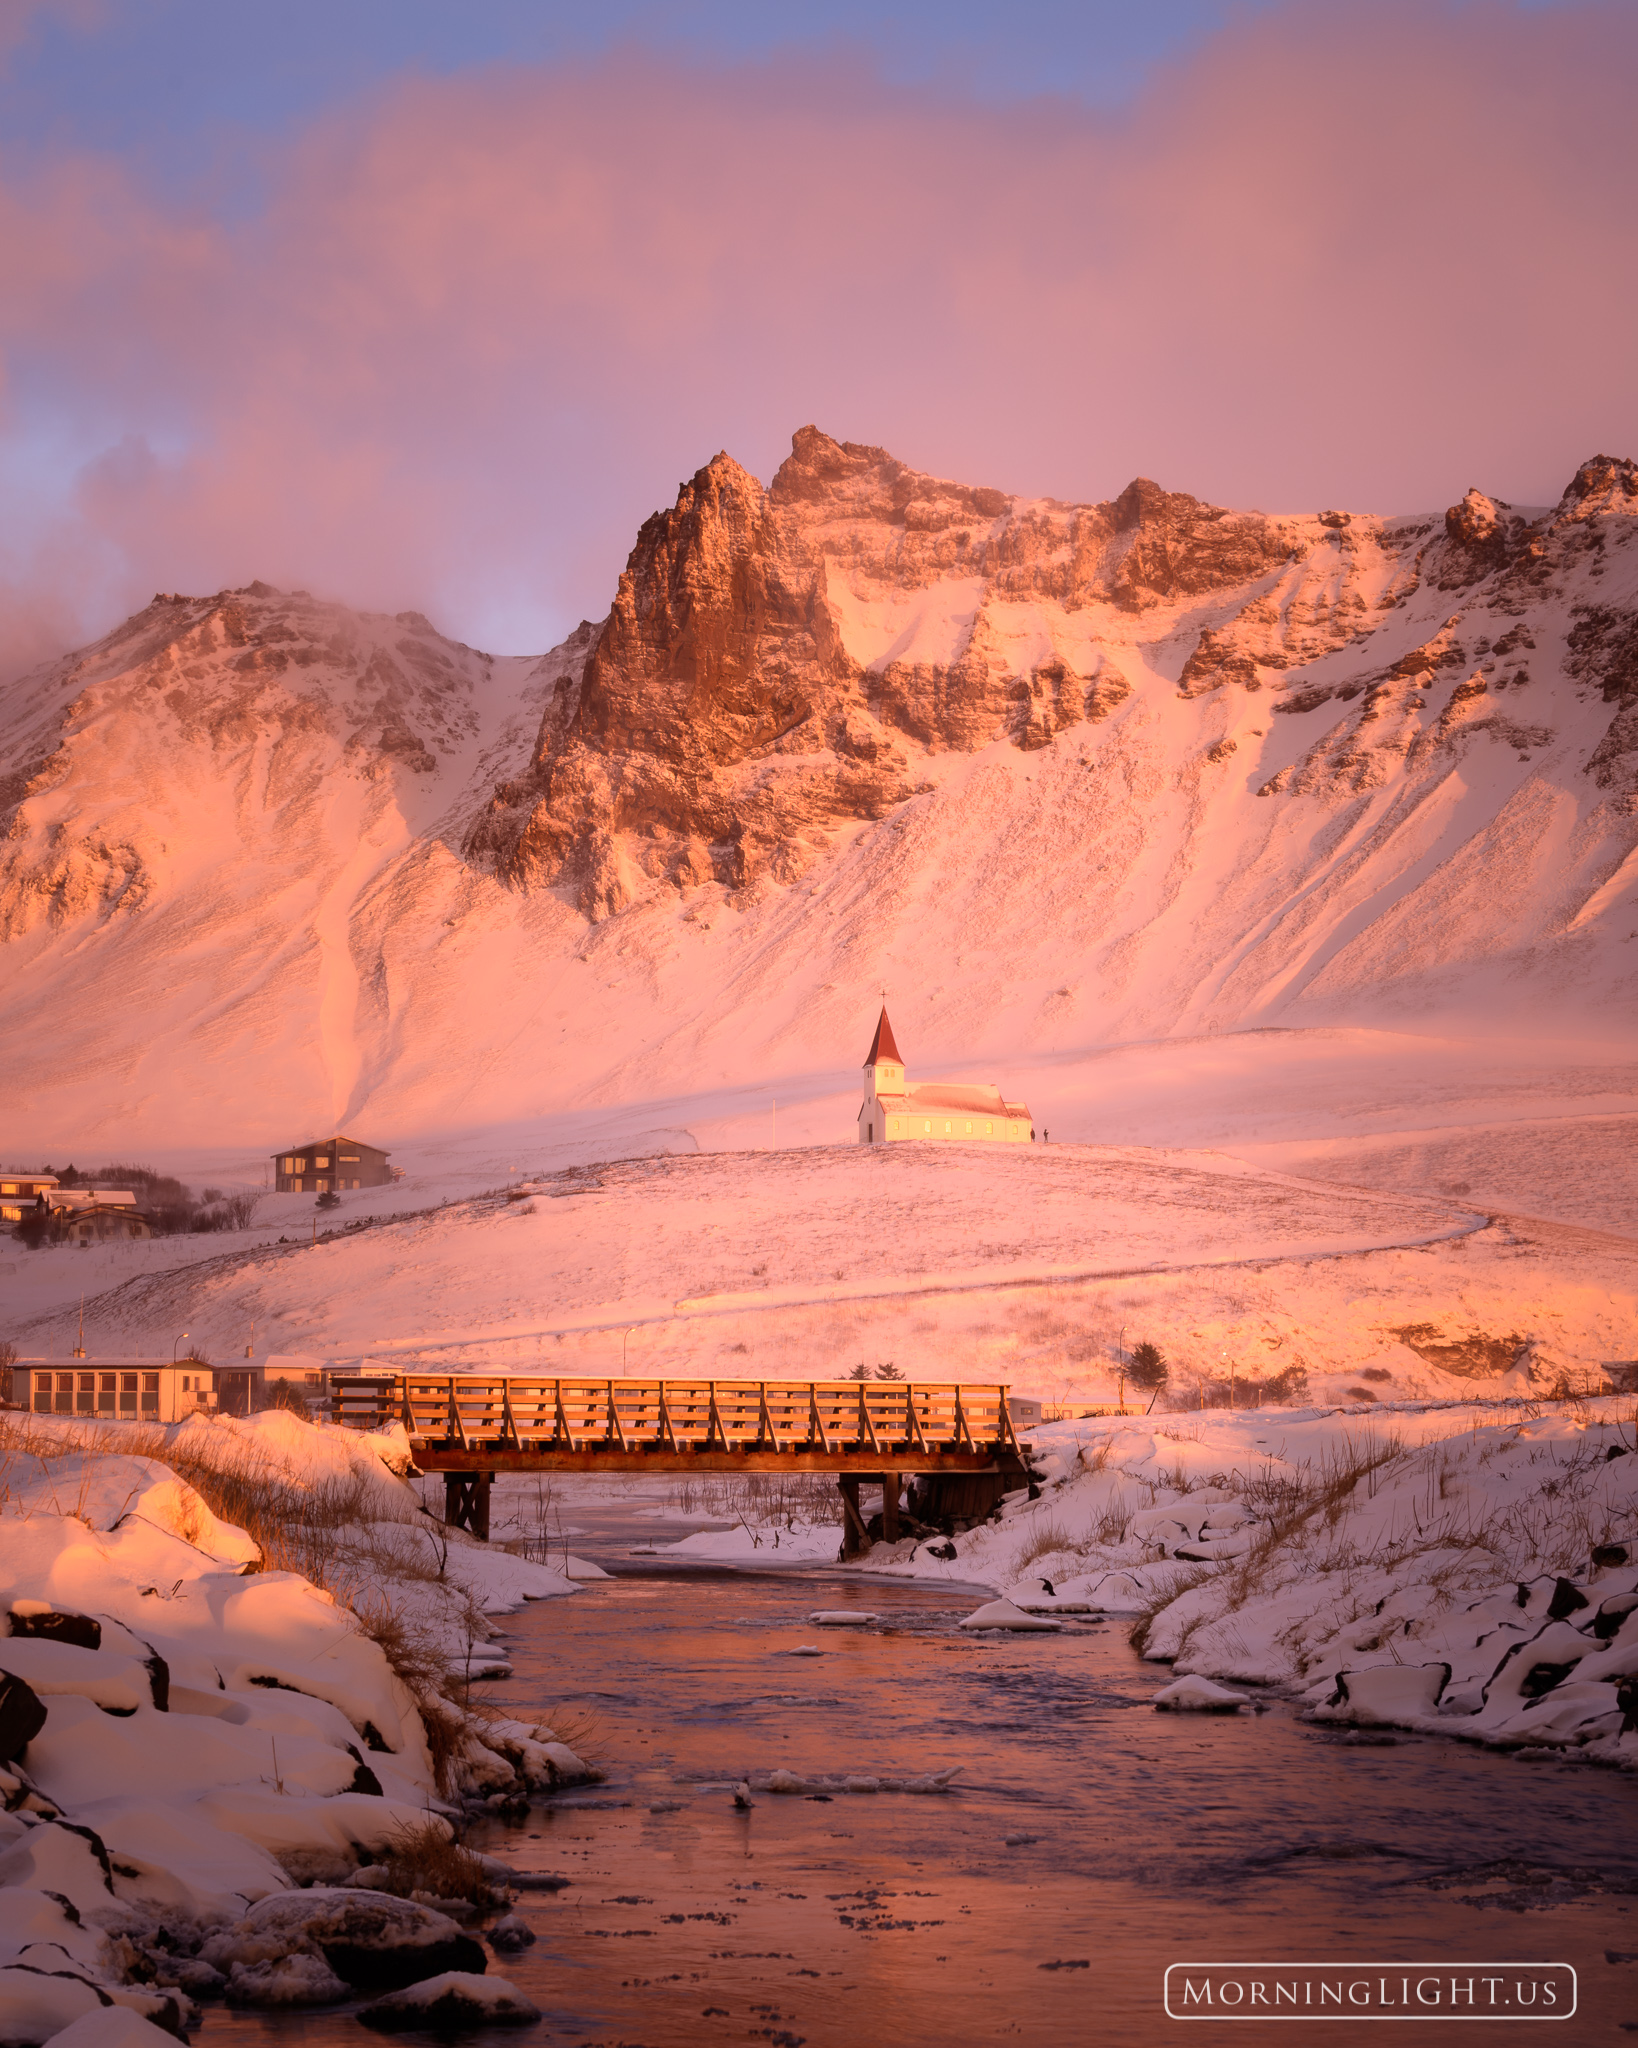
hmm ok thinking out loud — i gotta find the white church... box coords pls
[856,1006,1034,1146]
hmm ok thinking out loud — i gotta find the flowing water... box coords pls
[222,1494,1637,2046]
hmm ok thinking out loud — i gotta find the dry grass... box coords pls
[370,1820,506,1910]
[1012,1519,1073,1568]
[1128,1566,1214,1655]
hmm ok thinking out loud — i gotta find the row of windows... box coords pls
[889,1117,998,1137]
[30,1368,211,1416]
[36,1370,161,1390]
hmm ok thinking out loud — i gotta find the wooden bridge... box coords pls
[332,1374,1030,1553]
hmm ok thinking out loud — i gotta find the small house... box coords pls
[24,1360,217,1422]
[60,1204,152,1246]
[272,1136,393,1194]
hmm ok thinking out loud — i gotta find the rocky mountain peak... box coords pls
[463,431,1638,919]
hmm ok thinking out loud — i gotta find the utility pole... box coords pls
[771,1098,776,1151]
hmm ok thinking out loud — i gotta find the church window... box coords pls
[986,1121,993,1135]
[868,1122,874,1142]
[924,1120,931,1134]
[965,1121,972,1135]
[944,1120,951,1135]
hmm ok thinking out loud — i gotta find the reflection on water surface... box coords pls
[220,1534,1638,2047]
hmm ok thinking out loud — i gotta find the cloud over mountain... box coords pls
[1,2,1635,678]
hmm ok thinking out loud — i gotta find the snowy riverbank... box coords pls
[0,1409,599,2036]
[671,1396,1638,1765]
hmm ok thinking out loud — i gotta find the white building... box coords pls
[856,1007,1033,1146]
[23,1360,217,1422]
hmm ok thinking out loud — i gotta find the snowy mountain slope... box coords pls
[1,437,1635,1150]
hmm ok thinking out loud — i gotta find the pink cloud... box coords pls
[1,2,1634,677]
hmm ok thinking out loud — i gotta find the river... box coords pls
[220,1490,1637,2046]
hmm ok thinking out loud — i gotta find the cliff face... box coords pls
[469,430,1638,924]
[467,429,1313,912]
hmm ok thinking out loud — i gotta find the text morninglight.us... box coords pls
[1163,1964,1576,2019]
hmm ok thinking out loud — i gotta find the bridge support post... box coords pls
[838,1475,871,1558]
[880,1472,900,1543]
[444,1472,492,1540]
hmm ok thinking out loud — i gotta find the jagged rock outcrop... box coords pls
[467,430,1306,912]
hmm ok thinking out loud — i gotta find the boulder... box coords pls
[225,1956,350,2007]
[33,2009,178,2048]
[1151,1676,1250,1713]
[0,1673,46,1763]
[1318,1664,1450,1725]
[959,1600,1062,1633]
[357,1972,541,2032]
[204,1888,486,1992]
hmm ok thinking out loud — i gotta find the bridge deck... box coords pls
[333,1374,1019,1474]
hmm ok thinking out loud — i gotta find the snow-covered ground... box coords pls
[11,1088,1633,1405]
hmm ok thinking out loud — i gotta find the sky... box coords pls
[0,0,1633,673]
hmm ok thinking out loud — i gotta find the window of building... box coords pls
[944,1121,951,1135]
[181,1375,191,1391]
[965,1121,972,1135]
[341,1155,358,1163]
[100,1374,115,1392]
[316,1177,329,1193]
[315,1157,330,1169]
[923,1120,931,1133]
[986,1121,993,1135]
[142,1373,159,1391]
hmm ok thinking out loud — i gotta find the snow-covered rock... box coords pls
[202,1888,486,1992]
[1151,1676,1250,1712]
[357,1971,541,2032]
[224,1955,350,2008]
[959,1600,1062,1633]
[37,2009,184,2048]
[1313,1664,1450,1725]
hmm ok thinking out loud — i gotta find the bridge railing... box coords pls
[332,1374,1017,1454]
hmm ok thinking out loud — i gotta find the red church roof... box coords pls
[865,1006,902,1066]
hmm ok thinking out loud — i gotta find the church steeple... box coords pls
[863,1006,905,1100]
[864,1006,902,1067]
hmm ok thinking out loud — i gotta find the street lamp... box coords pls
[173,1332,190,1362]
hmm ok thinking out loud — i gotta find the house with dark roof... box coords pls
[271,1136,393,1193]
[856,1007,1033,1146]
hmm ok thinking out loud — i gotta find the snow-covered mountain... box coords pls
[2,434,1634,1150]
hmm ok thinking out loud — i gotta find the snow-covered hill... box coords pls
[1,435,1635,1152]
